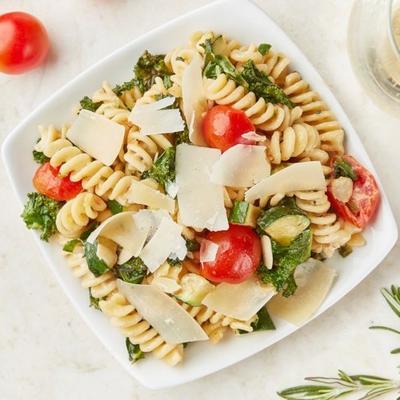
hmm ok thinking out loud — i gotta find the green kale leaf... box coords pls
[258,228,312,297]
[79,221,99,242]
[126,338,144,363]
[84,241,109,277]
[63,239,81,253]
[134,50,171,92]
[333,158,358,180]
[112,78,139,96]
[143,147,176,190]
[79,96,102,112]
[115,257,147,284]
[89,288,103,311]
[176,124,190,145]
[258,43,271,56]
[241,60,294,108]
[238,307,275,334]
[32,150,49,164]
[107,199,124,215]
[21,193,62,241]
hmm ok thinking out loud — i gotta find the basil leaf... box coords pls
[107,199,124,215]
[89,289,103,311]
[84,241,109,277]
[79,221,99,242]
[115,257,147,284]
[126,338,144,363]
[63,239,81,253]
[258,43,271,56]
[80,96,102,112]
[333,159,358,180]
[32,150,49,164]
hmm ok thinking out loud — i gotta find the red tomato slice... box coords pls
[0,12,50,74]
[327,155,380,229]
[201,224,262,284]
[33,162,82,201]
[202,105,257,152]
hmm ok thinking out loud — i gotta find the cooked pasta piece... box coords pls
[56,192,106,237]
[99,292,184,366]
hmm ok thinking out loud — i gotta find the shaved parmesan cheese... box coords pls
[133,96,176,113]
[127,181,175,214]
[151,277,181,294]
[165,181,179,199]
[211,144,270,187]
[241,131,267,142]
[87,211,150,264]
[67,109,124,166]
[261,235,273,269]
[245,161,326,203]
[117,281,208,343]
[182,53,208,145]
[139,217,186,272]
[199,239,219,263]
[202,278,276,321]
[176,144,228,231]
[268,259,337,325]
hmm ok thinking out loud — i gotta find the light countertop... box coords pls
[1,0,400,399]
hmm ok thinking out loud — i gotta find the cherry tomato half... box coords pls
[0,12,50,74]
[202,105,256,152]
[327,155,380,229]
[33,162,82,201]
[201,224,262,284]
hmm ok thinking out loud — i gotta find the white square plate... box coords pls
[2,0,398,389]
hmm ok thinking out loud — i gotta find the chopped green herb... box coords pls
[333,158,358,180]
[258,228,312,297]
[63,239,81,253]
[144,147,176,190]
[79,96,102,112]
[163,75,173,89]
[84,241,109,277]
[167,257,182,267]
[115,257,147,284]
[126,338,144,363]
[89,289,103,310]
[107,199,124,215]
[32,150,49,164]
[339,244,353,257]
[21,193,62,241]
[241,60,294,108]
[134,50,171,92]
[258,43,271,56]
[229,201,249,224]
[112,78,139,96]
[186,239,200,252]
[79,221,99,241]
[176,125,190,145]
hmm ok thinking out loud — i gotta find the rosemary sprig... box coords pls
[278,370,400,400]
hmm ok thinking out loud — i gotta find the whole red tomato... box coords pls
[202,105,256,152]
[0,12,50,74]
[201,224,262,284]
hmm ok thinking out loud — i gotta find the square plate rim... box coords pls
[2,0,398,389]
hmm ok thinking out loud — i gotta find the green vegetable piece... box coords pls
[167,257,182,267]
[229,201,261,227]
[32,150,49,164]
[115,257,147,284]
[265,215,310,246]
[258,228,312,297]
[144,147,176,190]
[107,199,124,215]
[257,198,309,245]
[241,60,294,108]
[175,273,214,306]
[258,43,271,56]
[125,338,144,363]
[89,289,102,311]
[333,158,358,181]
[63,239,81,253]
[186,239,200,252]
[21,193,62,241]
[176,125,190,145]
[252,307,275,331]
[84,241,109,277]
[79,221,99,241]
[211,35,227,56]
[339,244,353,257]
[112,78,139,96]
[79,96,102,112]
[163,75,173,89]
[134,50,171,93]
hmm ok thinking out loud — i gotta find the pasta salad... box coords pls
[21,31,380,366]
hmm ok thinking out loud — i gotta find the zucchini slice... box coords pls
[175,273,214,306]
[229,200,260,228]
[265,215,310,246]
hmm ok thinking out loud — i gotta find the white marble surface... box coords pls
[1,0,400,399]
